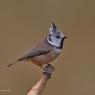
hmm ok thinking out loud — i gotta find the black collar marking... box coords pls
[59,38,64,49]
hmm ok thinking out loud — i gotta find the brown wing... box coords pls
[18,40,52,61]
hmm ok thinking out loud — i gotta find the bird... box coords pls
[7,22,67,69]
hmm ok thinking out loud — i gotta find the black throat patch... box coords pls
[59,38,64,49]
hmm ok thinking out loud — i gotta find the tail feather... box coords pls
[7,60,19,67]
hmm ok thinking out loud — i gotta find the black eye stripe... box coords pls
[49,34,51,36]
[49,34,60,38]
[56,35,60,38]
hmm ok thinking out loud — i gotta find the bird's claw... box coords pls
[43,64,55,79]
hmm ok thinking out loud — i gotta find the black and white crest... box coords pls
[47,22,67,49]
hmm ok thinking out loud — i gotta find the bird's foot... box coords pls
[43,64,55,79]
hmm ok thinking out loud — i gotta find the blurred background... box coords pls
[0,0,95,95]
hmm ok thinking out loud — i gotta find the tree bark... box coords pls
[27,64,55,95]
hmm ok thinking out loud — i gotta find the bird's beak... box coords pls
[64,36,68,39]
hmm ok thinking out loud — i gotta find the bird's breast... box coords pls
[30,49,61,66]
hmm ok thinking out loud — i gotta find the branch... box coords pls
[27,64,55,95]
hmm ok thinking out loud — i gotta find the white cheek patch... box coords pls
[47,36,61,47]
[51,36,59,43]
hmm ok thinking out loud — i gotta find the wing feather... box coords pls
[18,40,52,61]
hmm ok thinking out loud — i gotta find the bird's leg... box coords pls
[40,64,51,71]
[46,64,55,71]
[43,64,55,79]
[40,65,45,70]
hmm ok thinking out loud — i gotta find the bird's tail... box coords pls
[7,60,19,67]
